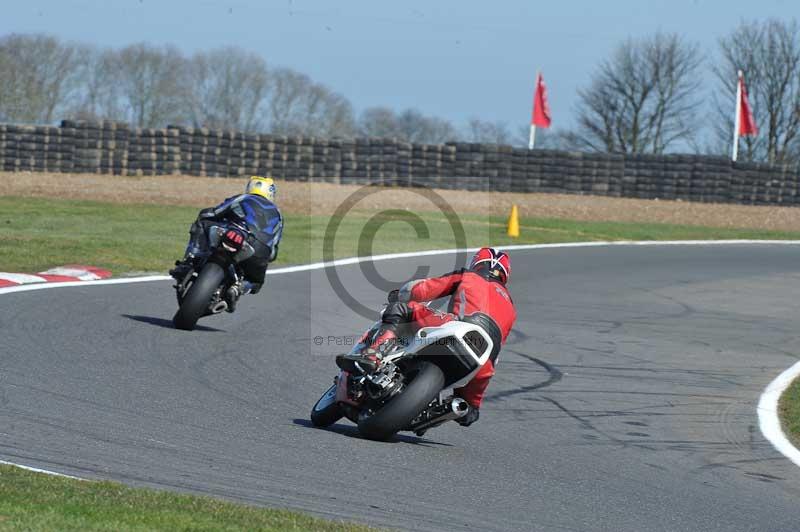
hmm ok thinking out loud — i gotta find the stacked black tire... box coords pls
[2,119,800,206]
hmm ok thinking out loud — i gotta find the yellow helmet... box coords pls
[246,176,276,201]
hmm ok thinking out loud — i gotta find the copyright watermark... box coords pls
[310,334,463,350]
[321,179,467,321]
[313,335,361,346]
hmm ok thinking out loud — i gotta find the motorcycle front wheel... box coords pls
[357,361,444,441]
[173,262,225,330]
[310,384,344,427]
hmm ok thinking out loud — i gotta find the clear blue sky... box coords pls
[3,0,798,131]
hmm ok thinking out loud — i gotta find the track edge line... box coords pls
[3,239,800,296]
[758,361,800,468]
[0,459,85,480]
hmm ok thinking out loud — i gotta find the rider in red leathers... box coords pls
[337,247,516,426]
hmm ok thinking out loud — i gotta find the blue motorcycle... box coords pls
[172,221,256,330]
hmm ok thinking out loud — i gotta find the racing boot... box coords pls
[336,330,398,373]
[456,406,480,427]
[243,280,263,295]
[240,281,264,295]
[225,283,243,313]
[171,227,207,280]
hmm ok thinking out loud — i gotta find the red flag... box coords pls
[531,72,551,128]
[738,72,757,136]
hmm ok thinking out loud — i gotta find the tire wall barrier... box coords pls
[1,120,798,206]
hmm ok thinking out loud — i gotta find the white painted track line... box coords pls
[758,361,800,468]
[0,459,84,480]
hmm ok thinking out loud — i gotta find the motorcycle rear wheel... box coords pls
[310,384,344,427]
[357,361,444,441]
[173,262,225,330]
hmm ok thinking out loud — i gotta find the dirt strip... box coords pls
[2,171,800,231]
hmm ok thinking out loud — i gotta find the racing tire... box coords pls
[357,361,444,441]
[310,384,344,427]
[173,262,225,330]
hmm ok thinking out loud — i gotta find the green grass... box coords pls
[0,465,373,531]
[2,196,800,274]
[780,377,800,447]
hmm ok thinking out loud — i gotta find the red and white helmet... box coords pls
[469,247,511,285]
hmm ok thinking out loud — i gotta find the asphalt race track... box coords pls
[3,244,800,531]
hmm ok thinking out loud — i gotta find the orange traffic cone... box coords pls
[507,204,520,238]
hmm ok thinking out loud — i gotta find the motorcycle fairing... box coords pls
[383,320,494,390]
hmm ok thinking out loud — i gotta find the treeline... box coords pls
[1,18,799,163]
[0,34,510,146]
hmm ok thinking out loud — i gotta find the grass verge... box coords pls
[3,196,800,275]
[779,376,800,448]
[0,465,372,531]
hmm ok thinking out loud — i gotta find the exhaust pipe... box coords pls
[409,397,470,435]
[450,397,470,418]
[210,300,228,314]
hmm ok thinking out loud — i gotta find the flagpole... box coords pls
[732,70,742,162]
[529,69,540,150]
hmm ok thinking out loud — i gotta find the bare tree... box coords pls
[569,33,702,154]
[0,43,24,122]
[465,118,513,144]
[315,90,356,137]
[358,106,400,137]
[396,109,457,143]
[184,46,269,132]
[712,19,800,163]
[647,34,704,153]
[0,34,83,123]
[358,107,456,143]
[111,43,187,128]
[424,117,458,143]
[66,45,126,121]
[267,67,355,137]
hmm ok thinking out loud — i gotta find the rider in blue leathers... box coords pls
[170,176,283,307]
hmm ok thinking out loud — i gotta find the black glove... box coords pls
[457,407,479,427]
[387,289,400,303]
